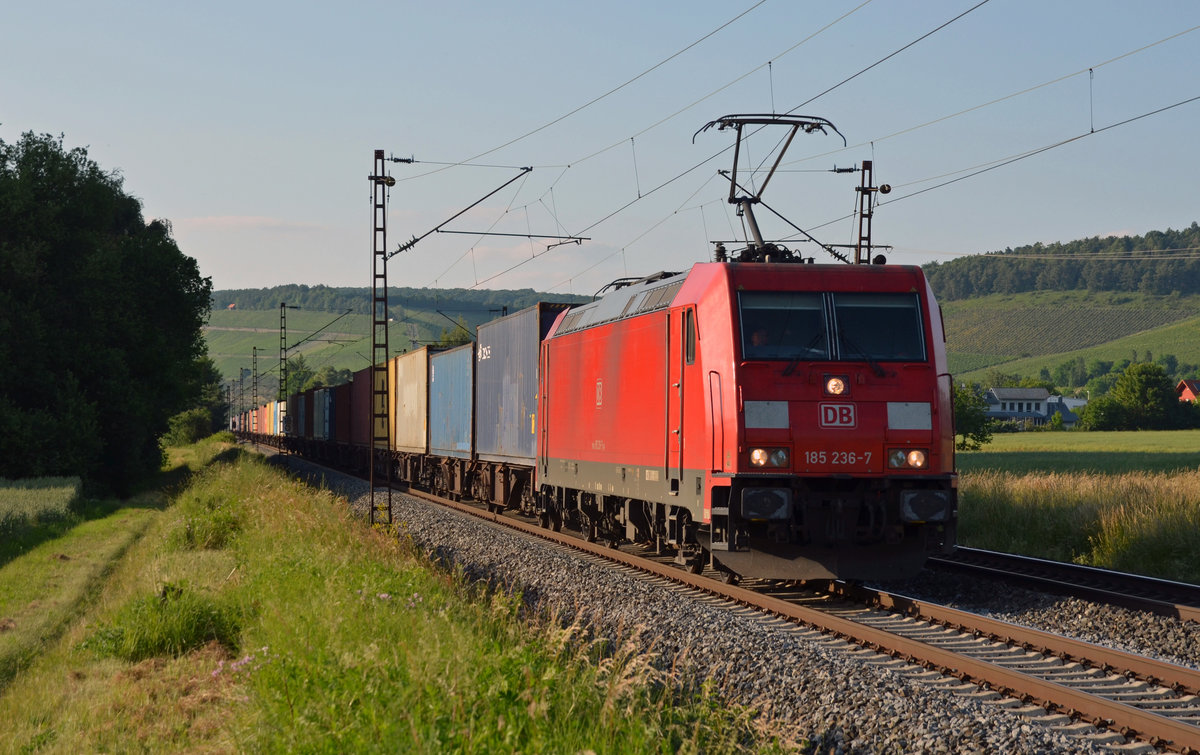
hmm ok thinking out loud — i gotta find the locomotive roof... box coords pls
[552,270,689,337]
[550,261,932,338]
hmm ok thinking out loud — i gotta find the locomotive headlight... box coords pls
[888,448,929,469]
[750,447,790,468]
[824,376,848,396]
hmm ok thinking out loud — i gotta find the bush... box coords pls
[162,408,212,447]
[83,582,242,661]
[170,494,242,550]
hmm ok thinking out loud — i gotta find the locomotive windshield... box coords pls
[740,292,828,360]
[740,291,925,362]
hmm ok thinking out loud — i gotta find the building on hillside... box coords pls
[1177,379,1200,402]
[984,387,1080,428]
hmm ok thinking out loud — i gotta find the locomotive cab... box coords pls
[700,264,957,581]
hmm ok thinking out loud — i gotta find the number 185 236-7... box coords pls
[803,450,872,466]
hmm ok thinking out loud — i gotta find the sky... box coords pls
[4,1,1199,297]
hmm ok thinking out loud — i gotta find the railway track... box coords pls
[930,547,1200,625]
[400,485,1200,753]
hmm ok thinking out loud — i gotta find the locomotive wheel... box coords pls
[689,550,706,575]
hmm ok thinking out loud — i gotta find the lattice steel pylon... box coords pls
[278,301,290,452]
[369,150,394,525]
[252,347,259,434]
[854,160,891,265]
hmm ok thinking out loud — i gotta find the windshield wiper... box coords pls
[838,330,887,377]
[782,333,825,376]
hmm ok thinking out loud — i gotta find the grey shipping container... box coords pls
[475,302,572,465]
[430,343,474,459]
[313,388,331,441]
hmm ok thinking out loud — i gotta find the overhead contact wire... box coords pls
[400,1,769,182]
[780,23,1200,169]
[883,93,1200,206]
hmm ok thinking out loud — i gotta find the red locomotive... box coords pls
[537,260,956,580]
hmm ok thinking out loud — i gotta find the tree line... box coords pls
[924,223,1200,301]
[953,359,1200,450]
[0,133,214,494]
[211,284,587,315]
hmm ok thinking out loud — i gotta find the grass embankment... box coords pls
[0,476,160,691]
[958,430,1200,583]
[0,438,779,753]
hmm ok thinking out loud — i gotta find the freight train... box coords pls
[235,115,957,581]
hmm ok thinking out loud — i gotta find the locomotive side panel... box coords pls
[540,310,675,502]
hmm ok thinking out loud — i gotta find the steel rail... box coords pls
[835,582,1200,696]
[407,489,1200,754]
[930,547,1200,625]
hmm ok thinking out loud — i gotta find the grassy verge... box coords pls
[958,470,1200,581]
[958,430,1200,583]
[958,429,1200,475]
[0,500,159,692]
[1,477,85,567]
[0,443,783,753]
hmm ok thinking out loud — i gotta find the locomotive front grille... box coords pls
[740,487,792,521]
[899,489,952,522]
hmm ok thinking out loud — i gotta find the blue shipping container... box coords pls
[430,343,474,459]
[475,302,572,465]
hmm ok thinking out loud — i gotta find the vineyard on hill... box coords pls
[942,291,1200,383]
[942,291,1199,375]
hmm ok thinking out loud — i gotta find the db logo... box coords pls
[819,403,856,428]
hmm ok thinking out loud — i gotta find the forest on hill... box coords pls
[922,223,1200,301]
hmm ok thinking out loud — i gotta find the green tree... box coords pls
[1108,362,1183,430]
[1077,394,1127,431]
[283,354,315,397]
[186,356,226,435]
[1018,376,1057,394]
[982,369,1021,389]
[1046,410,1065,431]
[952,382,994,451]
[436,315,473,347]
[303,365,352,391]
[0,133,212,493]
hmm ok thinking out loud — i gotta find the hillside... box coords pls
[941,291,1200,375]
[205,286,589,387]
[941,290,1200,385]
